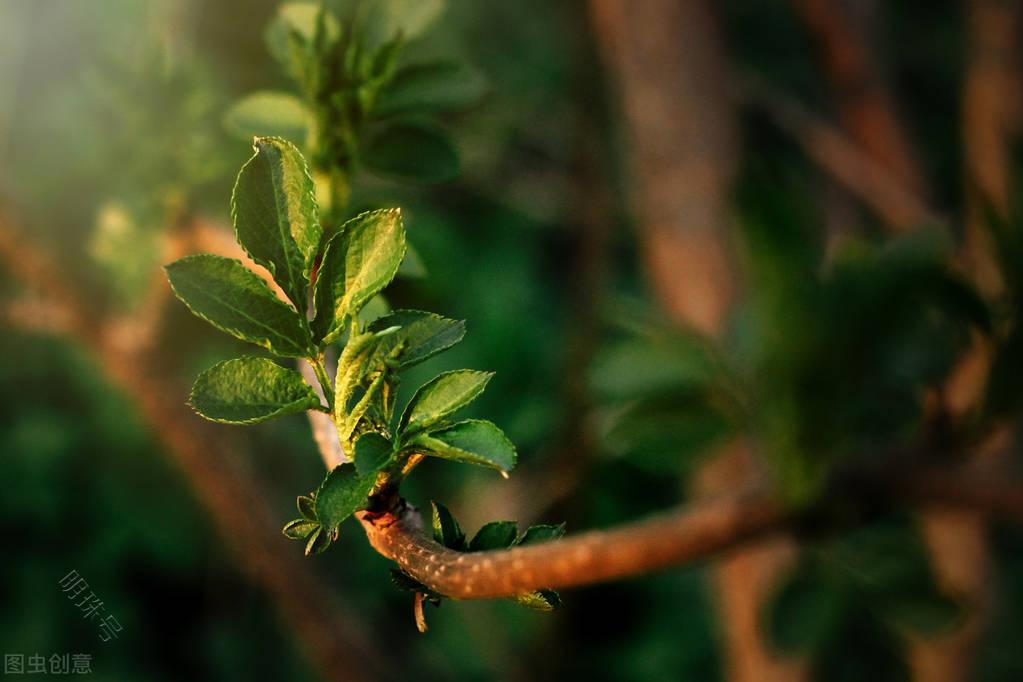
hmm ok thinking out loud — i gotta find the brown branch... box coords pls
[357,465,1023,601]
[360,487,785,599]
[0,211,393,682]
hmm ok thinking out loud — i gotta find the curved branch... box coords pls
[360,488,786,599]
[357,466,1023,601]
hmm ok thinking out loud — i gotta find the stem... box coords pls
[312,356,335,411]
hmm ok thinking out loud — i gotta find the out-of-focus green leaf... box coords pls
[266,1,338,65]
[468,521,517,551]
[397,242,428,278]
[165,255,313,357]
[224,92,311,142]
[591,338,714,400]
[375,62,486,117]
[363,124,459,183]
[766,567,843,654]
[882,592,961,637]
[189,357,321,424]
[431,501,466,551]
[337,0,444,48]
[413,419,516,474]
[231,136,321,307]
[312,208,406,344]
[314,464,375,535]
[368,310,465,368]
[399,370,492,434]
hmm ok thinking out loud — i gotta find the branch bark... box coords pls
[356,465,1023,600]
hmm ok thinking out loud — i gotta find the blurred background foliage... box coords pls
[1,1,1022,680]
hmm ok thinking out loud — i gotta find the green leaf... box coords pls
[353,432,394,476]
[224,92,311,143]
[165,255,313,357]
[297,494,316,521]
[399,370,492,434]
[414,419,516,474]
[314,465,376,535]
[363,124,459,183]
[312,209,406,344]
[282,518,318,540]
[513,590,561,612]
[375,62,486,118]
[231,136,321,308]
[469,521,517,552]
[332,331,382,428]
[188,357,321,424]
[517,524,566,546]
[369,310,465,368]
[431,501,466,551]
[305,526,331,555]
[337,0,443,48]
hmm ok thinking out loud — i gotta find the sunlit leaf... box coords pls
[399,370,492,434]
[231,136,321,308]
[312,208,406,344]
[413,419,516,474]
[189,357,321,424]
[165,255,313,357]
[369,310,465,368]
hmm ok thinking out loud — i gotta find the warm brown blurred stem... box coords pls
[790,0,927,225]
[588,0,736,338]
[587,2,802,680]
[913,2,1021,680]
[354,464,1023,599]
[0,212,392,682]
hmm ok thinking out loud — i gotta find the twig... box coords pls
[357,464,1023,601]
[361,487,785,599]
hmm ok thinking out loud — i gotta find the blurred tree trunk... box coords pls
[913,1,1020,680]
[588,2,803,680]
